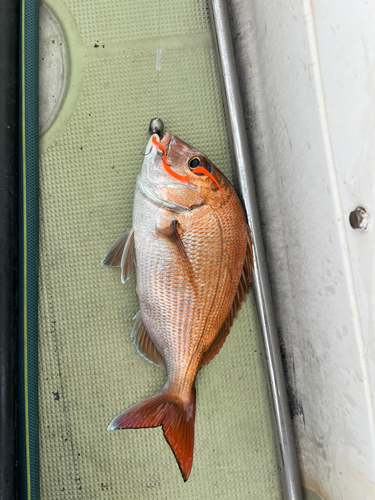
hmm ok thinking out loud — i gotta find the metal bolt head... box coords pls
[148,118,164,138]
[349,207,370,232]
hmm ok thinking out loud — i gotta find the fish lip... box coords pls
[161,132,172,155]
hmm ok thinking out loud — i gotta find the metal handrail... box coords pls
[209,1,303,498]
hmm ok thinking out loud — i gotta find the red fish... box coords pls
[102,131,252,480]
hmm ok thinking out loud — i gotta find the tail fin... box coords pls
[108,387,196,481]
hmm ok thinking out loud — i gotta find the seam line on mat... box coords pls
[21,0,31,497]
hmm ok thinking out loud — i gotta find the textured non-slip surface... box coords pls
[63,0,211,44]
[38,0,283,498]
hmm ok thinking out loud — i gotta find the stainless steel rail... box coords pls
[209,1,303,499]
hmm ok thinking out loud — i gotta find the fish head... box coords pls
[137,132,227,211]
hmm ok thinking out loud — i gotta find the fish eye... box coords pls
[189,157,200,170]
[188,156,213,176]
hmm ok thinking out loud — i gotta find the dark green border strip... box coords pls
[0,1,19,498]
[19,0,39,498]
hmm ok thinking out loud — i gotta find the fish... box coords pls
[102,128,253,481]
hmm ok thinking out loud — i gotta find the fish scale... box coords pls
[103,131,251,481]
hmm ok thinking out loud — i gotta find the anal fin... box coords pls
[131,311,166,369]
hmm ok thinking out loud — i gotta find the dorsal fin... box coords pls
[131,311,166,369]
[245,225,253,285]
[199,226,253,369]
[101,230,131,267]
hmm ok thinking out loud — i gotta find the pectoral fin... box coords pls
[155,214,195,289]
[169,226,195,289]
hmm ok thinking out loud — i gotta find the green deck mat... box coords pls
[38,0,283,498]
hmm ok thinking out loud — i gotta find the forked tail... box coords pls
[108,386,196,481]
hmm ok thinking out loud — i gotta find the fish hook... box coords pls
[141,145,153,156]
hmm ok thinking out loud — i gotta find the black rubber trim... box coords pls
[0,1,20,499]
